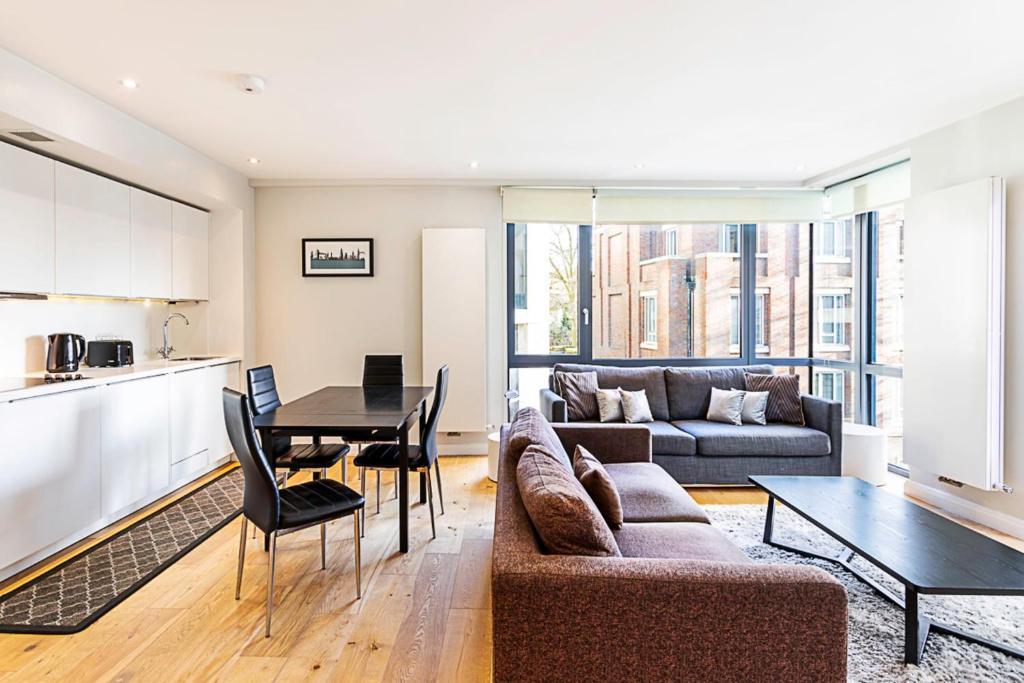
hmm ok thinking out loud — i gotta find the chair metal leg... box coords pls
[359,467,367,538]
[353,513,362,599]
[394,471,399,500]
[376,470,381,514]
[342,455,348,484]
[320,522,327,570]
[235,517,248,600]
[434,462,445,516]
[425,468,436,539]
[266,532,277,638]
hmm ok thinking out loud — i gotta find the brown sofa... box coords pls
[492,415,848,683]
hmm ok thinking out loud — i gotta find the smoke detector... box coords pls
[236,74,266,94]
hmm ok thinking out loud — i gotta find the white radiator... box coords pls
[421,227,487,432]
[903,177,1006,491]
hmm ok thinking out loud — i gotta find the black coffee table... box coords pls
[749,475,1024,665]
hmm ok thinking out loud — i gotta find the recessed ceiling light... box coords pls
[468,160,479,169]
[248,157,260,165]
[633,163,645,169]
[795,164,806,172]
[119,78,138,89]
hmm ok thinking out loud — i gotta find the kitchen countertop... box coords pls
[0,356,242,402]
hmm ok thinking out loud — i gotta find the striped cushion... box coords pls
[555,371,600,421]
[744,372,804,425]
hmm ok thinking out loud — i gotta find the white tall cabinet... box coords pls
[172,203,210,300]
[129,189,174,299]
[55,162,131,297]
[0,388,102,573]
[0,142,55,294]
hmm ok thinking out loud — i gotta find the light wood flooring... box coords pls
[0,457,1019,681]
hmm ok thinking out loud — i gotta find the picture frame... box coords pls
[301,238,374,277]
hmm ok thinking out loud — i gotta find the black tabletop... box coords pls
[750,475,1024,594]
[252,385,434,431]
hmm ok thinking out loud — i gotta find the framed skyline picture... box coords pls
[302,238,374,277]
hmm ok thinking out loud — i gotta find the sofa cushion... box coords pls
[553,364,670,421]
[508,407,571,469]
[645,421,697,456]
[517,444,621,557]
[744,372,805,425]
[554,371,599,421]
[613,522,752,562]
[665,365,773,420]
[604,462,709,523]
[673,420,831,457]
[572,445,624,528]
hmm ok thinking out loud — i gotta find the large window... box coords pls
[755,223,810,358]
[510,223,580,356]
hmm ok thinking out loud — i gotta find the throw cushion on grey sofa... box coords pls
[508,407,571,468]
[620,388,654,423]
[744,372,805,425]
[555,371,600,421]
[665,365,773,420]
[595,388,624,422]
[706,387,745,425]
[672,420,830,456]
[740,390,769,425]
[517,444,621,556]
[553,364,670,420]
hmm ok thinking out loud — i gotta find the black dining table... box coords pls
[252,385,435,553]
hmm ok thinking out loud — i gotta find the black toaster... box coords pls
[86,339,134,367]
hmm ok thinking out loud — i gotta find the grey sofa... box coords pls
[540,363,842,485]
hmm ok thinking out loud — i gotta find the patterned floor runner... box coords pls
[0,467,244,634]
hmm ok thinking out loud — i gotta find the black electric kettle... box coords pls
[47,333,86,373]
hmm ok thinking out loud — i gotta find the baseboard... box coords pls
[904,479,1024,540]
[438,443,486,456]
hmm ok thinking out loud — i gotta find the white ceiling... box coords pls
[2,1,1023,183]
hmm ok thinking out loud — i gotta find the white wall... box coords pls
[255,185,505,436]
[0,48,255,368]
[904,95,1024,523]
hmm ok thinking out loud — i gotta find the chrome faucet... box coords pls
[159,313,190,359]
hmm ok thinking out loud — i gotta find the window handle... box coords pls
[582,307,590,326]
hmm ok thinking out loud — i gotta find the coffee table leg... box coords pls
[762,495,775,544]
[904,586,931,665]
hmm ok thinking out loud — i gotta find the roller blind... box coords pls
[824,161,910,217]
[501,187,593,224]
[595,189,823,224]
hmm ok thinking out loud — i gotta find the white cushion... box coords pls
[740,390,769,425]
[619,388,653,424]
[706,387,745,426]
[596,388,623,423]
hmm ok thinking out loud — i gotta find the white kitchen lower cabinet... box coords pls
[0,388,102,572]
[170,367,210,465]
[207,362,239,462]
[100,375,171,517]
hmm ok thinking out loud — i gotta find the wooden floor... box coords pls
[0,457,1019,681]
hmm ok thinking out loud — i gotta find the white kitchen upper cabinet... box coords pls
[172,203,209,300]
[100,376,171,517]
[207,362,240,462]
[0,388,102,573]
[129,188,173,299]
[170,367,209,464]
[0,142,55,294]
[55,162,130,296]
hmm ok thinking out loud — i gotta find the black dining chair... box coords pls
[353,365,449,539]
[223,389,364,638]
[349,355,404,513]
[247,365,350,482]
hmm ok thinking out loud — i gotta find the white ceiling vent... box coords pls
[9,130,54,142]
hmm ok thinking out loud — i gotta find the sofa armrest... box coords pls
[493,555,847,682]
[540,388,568,422]
[802,393,843,473]
[552,424,652,464]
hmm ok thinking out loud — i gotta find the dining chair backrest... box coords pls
[421,365,450,467]
[362,355,404,387]
[247,365,282,416]
[223,388,280,533]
